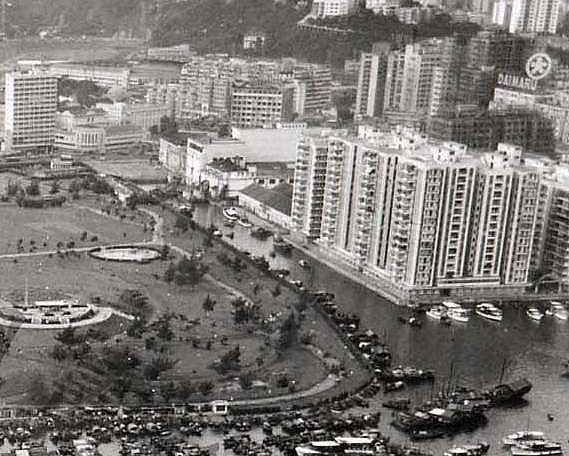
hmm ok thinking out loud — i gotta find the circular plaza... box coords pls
[0,289,114,329]
[89,245,162,263]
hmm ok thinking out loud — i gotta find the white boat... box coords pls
[444,442,490,456]
[503,431,545,447]
[548,301,568,321]
[510,441,562,456]
[443,301,470,323]
[527,307,544,322]
[475,303,503,322]
[222,206,239,221]
[426,305,448,320]
[237,217,253,228]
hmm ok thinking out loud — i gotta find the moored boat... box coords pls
[547,301,568,321]
[222,206,239,221]
[443,301,470,323]
[476,303,503,322]
[444,442,490,456]
[427,305,448,320]
[510,441,562,456]
[527,307,544,321]
[237,217,253,228]
[503,432,546,447]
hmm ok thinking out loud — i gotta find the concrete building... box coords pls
[146,44,194,62]
[492,0,513,27]
[311,0,357,17]
[292,129,547,300]
[384,39,442,117]
[243,31,266,50]
[230,81,295,128]
[49,64,131,89]
[291,133,338,240]
[428,107,555,155]
[5,69,58,153]
[55,124,145,154]
[509,0,559,33]
[354,42,391,120]
[159,136,187,182]
[238,182,293,229]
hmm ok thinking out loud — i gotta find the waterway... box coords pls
[192,204,569,455]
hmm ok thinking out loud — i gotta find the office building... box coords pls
[354,42,391,120]
[5,70,58,153]
[509,0,560,34]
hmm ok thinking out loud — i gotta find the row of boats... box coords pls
[426,302,502,323]
[426,301,569,324]
[526,301,569,322]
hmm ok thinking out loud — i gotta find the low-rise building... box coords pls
[55,124,145,154]
[49,64,131,89]
[238,182,293,229]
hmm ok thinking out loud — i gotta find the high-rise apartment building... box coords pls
[354,42,391,120]
[292,129,545,300]
[5,70,58,153]
[291,135,332,240]
[509,0,559,34]
[230,82,295,128]
[492,0,513,27]
[428,108,555,155]
[384,39,442,116]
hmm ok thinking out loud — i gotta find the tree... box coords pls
[174,256,208,286]
[50,180,61,195]
[26,180,40,196]
[50,344,68,362]
[202,294,216,314]
[217,345,241,373]
[198,381,213,396]
[239,373,253,390]
[164,262,176,283]
[175,214,191,232]
[277,313,299,349]
[55,327,83,346]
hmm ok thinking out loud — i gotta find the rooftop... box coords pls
[239,182,293,216]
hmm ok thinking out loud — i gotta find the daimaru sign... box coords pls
[497,73,538,91]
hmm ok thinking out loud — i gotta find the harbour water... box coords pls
[192,204,569,455]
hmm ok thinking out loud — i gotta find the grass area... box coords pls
[0,238,330,405]
[0,203,150,255]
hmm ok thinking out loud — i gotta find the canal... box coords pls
[192,204,569,455]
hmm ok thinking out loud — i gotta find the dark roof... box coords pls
[239,183,293,216]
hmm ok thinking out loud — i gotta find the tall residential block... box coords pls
[5,70,58,153]
[509,0,559,34]
[354,42,391,120]
[292,129,546,299]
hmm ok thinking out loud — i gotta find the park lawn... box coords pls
[0,247,330,405]
[0,203,150,255]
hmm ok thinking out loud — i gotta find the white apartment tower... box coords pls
[383,39,442,116]
[294,131,545,295]
[291,135,331,240]
[5,70,58,153]
[492,0,513,27]
[509,0,559,34]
